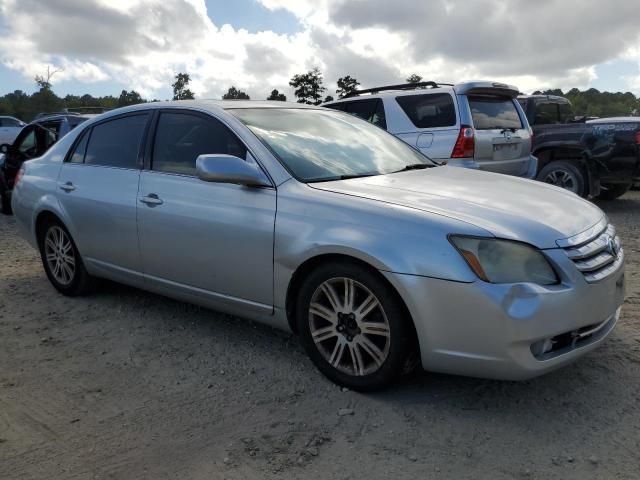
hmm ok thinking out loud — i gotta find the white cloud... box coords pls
[0,0,639,98]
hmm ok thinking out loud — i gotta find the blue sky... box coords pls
[0,0,638,100]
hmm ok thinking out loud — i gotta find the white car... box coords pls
[323,81,538,179]
[0,116,25,144]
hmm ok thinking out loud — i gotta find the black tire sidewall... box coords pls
[597,183,631,200]
[38,219,91,296]
[537,161,586,197]
[296,262,412,391]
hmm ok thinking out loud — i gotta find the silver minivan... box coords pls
[323,81,537,178]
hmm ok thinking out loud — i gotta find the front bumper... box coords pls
[383,252,625,380]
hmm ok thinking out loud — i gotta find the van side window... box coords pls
[84,114,149,169]
[395,93,456,128]
[329,99,387,129]
[152,112,247,176]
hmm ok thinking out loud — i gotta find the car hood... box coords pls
[309,167,604,249]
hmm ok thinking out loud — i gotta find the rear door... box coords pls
[466,95,531,176]
[56,112,150,282]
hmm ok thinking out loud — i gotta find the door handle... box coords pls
[59,181,76,192]
[139,194,163,206]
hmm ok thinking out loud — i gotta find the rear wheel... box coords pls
[296,262,413,391]
[0,180,11,215]
[38,218,94,296]
[537,161,587,197]
[597,183,631,200]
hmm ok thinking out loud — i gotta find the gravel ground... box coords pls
[1,192,639,480]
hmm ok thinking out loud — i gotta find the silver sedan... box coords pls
[11,100,625,390]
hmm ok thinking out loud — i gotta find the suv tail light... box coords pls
[635,131,640,145]
[14,165,25,188]
[451,125,475,158]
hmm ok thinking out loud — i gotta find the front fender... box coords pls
[272,181,486,309]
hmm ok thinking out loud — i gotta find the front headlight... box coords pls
[450,236,558,285]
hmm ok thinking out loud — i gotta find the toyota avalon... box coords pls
[11,100,625,390]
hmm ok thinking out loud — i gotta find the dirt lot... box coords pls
[1,192,639,480]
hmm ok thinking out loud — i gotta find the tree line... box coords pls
[1,68,638,122]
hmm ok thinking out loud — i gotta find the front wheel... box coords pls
[296,262,414,391]
[38,219,94,296]
[537,161,587,197]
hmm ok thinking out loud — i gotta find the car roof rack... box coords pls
[343,81,454,98]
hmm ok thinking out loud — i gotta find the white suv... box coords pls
[323,81,537,178]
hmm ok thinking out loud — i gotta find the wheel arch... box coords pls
[284,253,420,361]
[533,146,596,196]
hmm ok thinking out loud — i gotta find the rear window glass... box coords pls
[468,96,523,130]
[84,114,149,169]
[396,93,456,128]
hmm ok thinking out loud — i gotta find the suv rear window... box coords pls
[468,96,523,130]
[395,93,456,128]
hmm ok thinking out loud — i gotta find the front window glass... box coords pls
[468,96,523,130]
[152,112,247,176]
[230,108,432,182]
[534,102,559,125]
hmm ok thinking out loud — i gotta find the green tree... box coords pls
[406,74,423,84]
[289,68,326,105]
[336,75,360,98]
[117,90,144,107]
[324,95,334,102]
[172,72,195,100]
[223,86,250,100]
[266,89,286,101]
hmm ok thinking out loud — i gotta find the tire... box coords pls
[536,161,587,197]
[37,218,94,296]
[0,183,11,215]
[296,261,414,391]
[597,183,632,200]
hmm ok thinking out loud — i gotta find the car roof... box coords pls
[32,113,98,123]
[323,81,519,105]
[518,94,570,103]
[89,99,322,122]
[587,117,640,124]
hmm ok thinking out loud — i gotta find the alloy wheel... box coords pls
[44,226,76,285]
[308,277,391,376]
[543,170,578,193]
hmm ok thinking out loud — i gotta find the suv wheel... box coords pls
[537,161,586,197]
[296,262,413,391]
[38,218,94,296]
[597,183,631,200]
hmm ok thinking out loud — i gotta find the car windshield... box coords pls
[229,108,433,182]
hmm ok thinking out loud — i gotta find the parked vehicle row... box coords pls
[11,100,625,390]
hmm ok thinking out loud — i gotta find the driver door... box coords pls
[137,110,276,315]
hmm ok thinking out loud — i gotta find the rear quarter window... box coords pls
[395,93,456,129]
[468,96,523,130]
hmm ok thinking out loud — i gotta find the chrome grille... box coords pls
[559,222,624,283]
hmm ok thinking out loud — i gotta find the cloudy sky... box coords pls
[0,0,639,100]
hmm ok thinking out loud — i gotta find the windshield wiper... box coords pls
[307,173,378,183]
[391,163,435,173]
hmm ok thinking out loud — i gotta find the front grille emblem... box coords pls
[604,235,619,258]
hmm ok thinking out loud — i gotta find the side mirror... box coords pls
[195,154,271,187]
[0,144,10,154]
